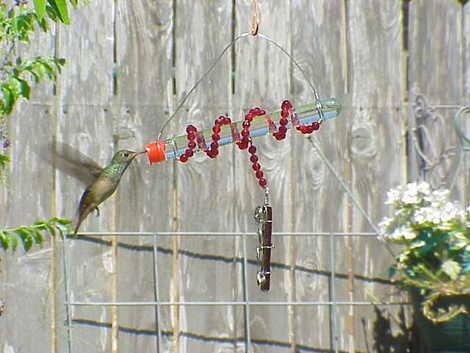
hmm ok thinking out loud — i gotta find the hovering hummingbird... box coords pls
[47,144,145,235]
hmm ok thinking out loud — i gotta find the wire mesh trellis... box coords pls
[61,231,407,353]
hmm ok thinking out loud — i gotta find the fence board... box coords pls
[113,0,174,351]
[56,2,115,352]
[173,1,237,352]
[233,1,295,352]
[0,14,56,353]
[347,0,405,352]
[408,0,464,195]
[291,0,348,351]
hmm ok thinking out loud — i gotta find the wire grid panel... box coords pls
[61,231,406,353]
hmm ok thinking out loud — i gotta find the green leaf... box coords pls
[33,0,47,21]
[48,0,70,24]
[15,228,33,251]
[14,78,31,99]
[0,231,9,250]
[8,233,18,251]
[1,86,15,114]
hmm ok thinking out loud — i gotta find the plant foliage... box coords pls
[379,182,470,322]
[0,0,82,174]
[0,217,72,251]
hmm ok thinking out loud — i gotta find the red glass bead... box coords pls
[252,163,261,171]
[223,117,231,125]
[255,170,263,179]
[259,178,267,188]
[180,154,188,162]
[242,121,250,128]
[185,149,193,157]
[279,126,288,134]
[280,118,289,126]
[212,134,220,142]
[241,130,250,138]
[186,125,197,134]
[188,141,196,149]
[210,141,219,150]
[250,155,258,163]
[275,133,285,140]
[245,113,254,122]
[281,110,289,118]
[188,131,196,140]
[281,100,292,111]
[237,141,248,150]
[213,125,221,134]
[248,145,256,154]
[312,121,320,130]
[258,109,266,116]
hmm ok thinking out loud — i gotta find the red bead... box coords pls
[242,121,250,128]
[188,141,196,149]
[259,178,267,188]
[248,145,256,154]
[279,126,288,134]
[281,100,292,111]
[210,141,219,150]
[223,117,231,125]
[212,134,220,142]
[188,132,196,140]
[245,113,254,122]
[237,141,248,150]
[249,108,257,114]
[281,110,289,118]
[252,163,261,171]
[185,149,193,157]
[180,154,188,162]
[275,133,285,140]
[312,121,320,130]
[216,116,225,125]
[241,130,250,138]
[250,155,258,163]
[255,170,263,179]
[258,109,266,116]
[213,126,221,134]
[280,118,289,126]
[186,125,197,134]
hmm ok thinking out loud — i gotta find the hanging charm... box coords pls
[254,188,273,291]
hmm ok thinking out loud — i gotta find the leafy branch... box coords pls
[0,217,72,251]
[0,0,82,174]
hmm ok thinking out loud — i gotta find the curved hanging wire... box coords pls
[157,32,323,140]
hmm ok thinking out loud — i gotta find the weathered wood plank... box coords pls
[408,0,463,194]
[233,0,294,351]
[463,2,470,203]
[56,1,115,352]
[290,0,348,350]
[173,1,238,352]
[113,0,174,351]
[0,12,57,353]
[346,0,405,352]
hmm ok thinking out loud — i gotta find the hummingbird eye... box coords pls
[123,151,129,157]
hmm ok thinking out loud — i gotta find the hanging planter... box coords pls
[378,182,470,350]
[411,289,470,353]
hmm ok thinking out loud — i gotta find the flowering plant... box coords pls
[379,182,470,322]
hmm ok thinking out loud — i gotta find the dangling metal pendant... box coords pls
[254,189,274,291]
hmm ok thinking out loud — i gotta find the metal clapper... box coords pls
[254,189,273,291]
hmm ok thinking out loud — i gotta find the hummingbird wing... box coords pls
[42,143,104,186]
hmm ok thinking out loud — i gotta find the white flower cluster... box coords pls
[379,182,469,242]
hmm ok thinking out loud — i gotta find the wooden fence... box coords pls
[1,1,469,352]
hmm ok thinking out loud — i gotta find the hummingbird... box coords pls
[46,144,145,234]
